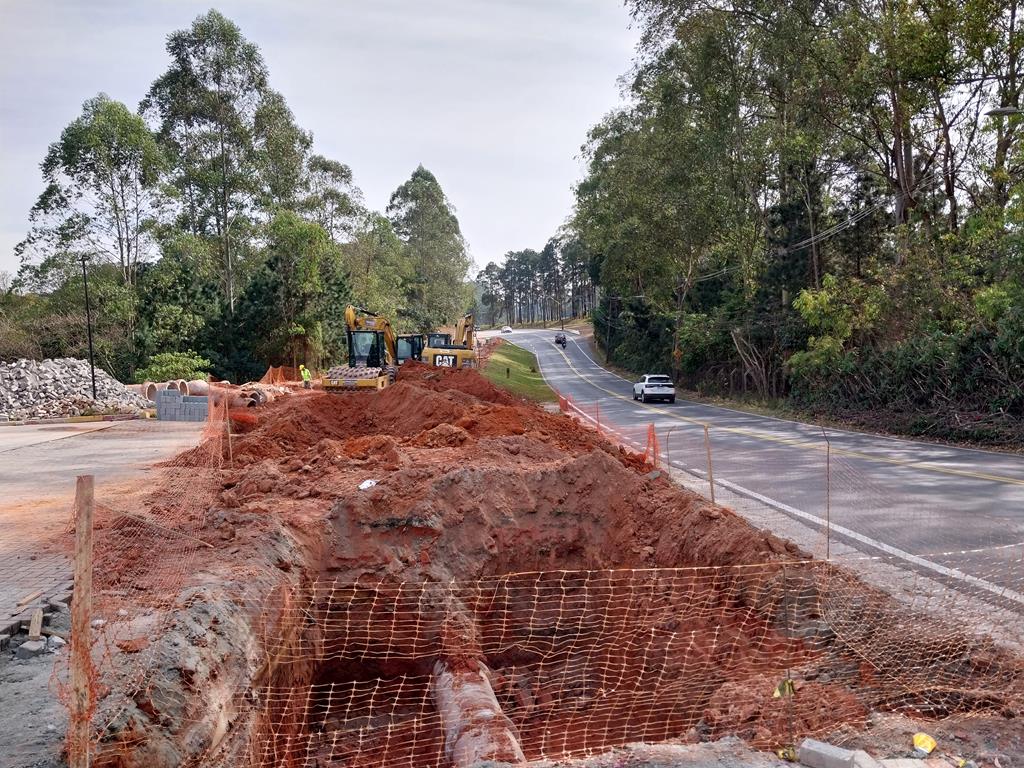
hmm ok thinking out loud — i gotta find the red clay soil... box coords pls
[80,366,1024,768]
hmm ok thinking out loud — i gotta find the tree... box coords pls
[141,9,289,314]
[340,213,411,323]
[387,165,471,328]
[235,211,349,372]
[477,262,504,325]
[16,94,166,373]
[253,90,312,211]
[301,154,362,241]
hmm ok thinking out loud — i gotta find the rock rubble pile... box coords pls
[0,358,151,421]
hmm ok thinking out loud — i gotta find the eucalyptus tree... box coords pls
[17,94,166,291]
[387,165,471,328]
[142,10,308,315]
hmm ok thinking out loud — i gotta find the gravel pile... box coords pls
[0,358,151,421]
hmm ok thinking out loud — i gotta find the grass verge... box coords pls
[483,341,557,402]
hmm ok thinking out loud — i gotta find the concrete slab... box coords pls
[799,738,854,768]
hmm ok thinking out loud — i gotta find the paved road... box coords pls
[487,329,1024,606]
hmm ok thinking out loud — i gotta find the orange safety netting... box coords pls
[259,365,301,385]
[55,372,1024,768]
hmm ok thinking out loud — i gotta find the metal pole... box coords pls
[703,424,715,505]
[80,257,97,401]
[665,426,678,468]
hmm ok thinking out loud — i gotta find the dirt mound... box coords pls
[702,674,868,747]
[397,359,514,404]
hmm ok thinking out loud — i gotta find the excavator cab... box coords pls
[396,334,424,365]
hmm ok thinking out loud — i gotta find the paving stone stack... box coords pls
[0,357,151,421]
[155,388,208,422]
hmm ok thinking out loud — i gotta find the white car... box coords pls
[633,374,676,404]
[500,326,513,334]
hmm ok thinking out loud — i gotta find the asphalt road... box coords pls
[487,329,1024,605]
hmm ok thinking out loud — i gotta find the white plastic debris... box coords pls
[358,479,379,491]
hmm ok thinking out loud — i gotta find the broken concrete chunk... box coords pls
[798,738,854,768]
[15,639,46,659]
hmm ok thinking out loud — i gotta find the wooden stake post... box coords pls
[69,475,95,768]
[703,425,716,505]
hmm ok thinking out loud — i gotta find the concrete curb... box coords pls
[0,413,150,427]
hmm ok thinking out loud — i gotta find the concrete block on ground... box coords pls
[15,639,46,659]
[851,751,884,768]
[799,738,855,768]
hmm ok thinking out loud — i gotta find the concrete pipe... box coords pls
[185,379,210,397]
[171,379,188,394]
[432,660,525,768]
[141,381,172,401]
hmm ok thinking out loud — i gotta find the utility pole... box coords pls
[604,296,614,362]
[80,255,97,400]
[560,282,565,331]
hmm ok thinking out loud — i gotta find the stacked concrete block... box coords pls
[155,388,209,422]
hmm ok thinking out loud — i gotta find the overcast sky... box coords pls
[0,0,639,276]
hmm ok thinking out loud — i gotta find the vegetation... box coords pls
[2,10,473,383]
[483,342,557,402]
[135,351,212,384]
[475,231,598,327]
[568,0,1024,444]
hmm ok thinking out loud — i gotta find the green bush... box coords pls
[135,350,212,383]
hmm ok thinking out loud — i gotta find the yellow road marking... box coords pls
[541,342,1024,488]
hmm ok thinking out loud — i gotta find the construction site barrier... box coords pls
[56,384,1024,768]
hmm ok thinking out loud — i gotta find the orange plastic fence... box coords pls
[259,365,300,385]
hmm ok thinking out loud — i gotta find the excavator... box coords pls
[395,333,424,364]
[422,313,477,368]
[323,306,398,391]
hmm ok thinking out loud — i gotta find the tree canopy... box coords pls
[6,11,475,382]
[571,0,1024,443]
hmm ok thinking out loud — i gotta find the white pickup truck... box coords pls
[632,374,676,404]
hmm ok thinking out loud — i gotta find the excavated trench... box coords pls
[86,365,1024,768]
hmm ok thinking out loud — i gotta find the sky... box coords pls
[0,0,640,275]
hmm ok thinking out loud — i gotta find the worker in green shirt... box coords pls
[299,364,312,389]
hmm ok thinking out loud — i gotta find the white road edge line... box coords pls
[553,331,1022,460]
[512,335,1024,608]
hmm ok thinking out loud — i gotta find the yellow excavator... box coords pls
[422,313,477,368]
[323,306,398,391]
